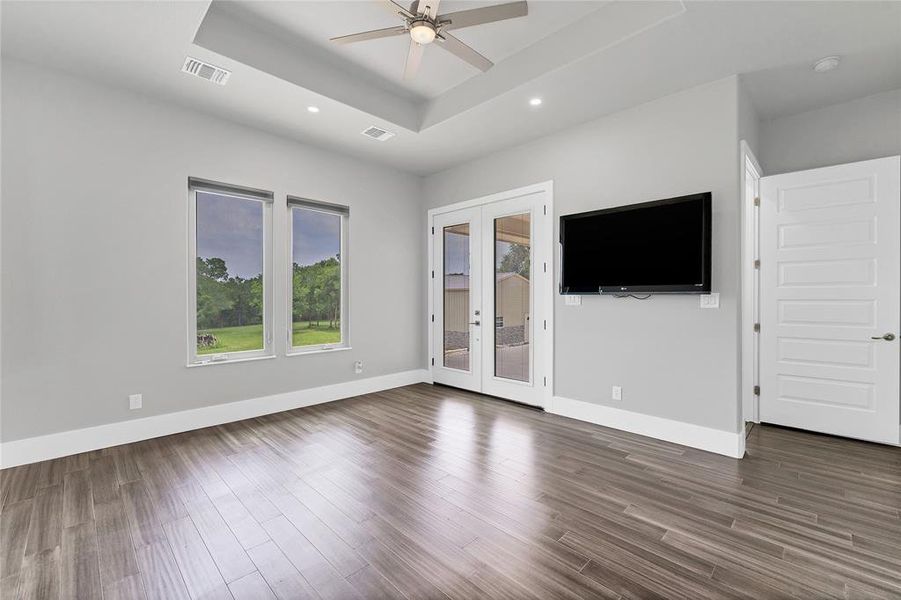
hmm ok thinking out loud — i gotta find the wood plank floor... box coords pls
[2,383,900,599]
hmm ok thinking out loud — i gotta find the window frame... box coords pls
[187,178,274,366]
[286,197,350,355]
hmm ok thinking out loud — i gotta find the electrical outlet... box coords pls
[611,386,622,401]
[564,295,582,306]
[700,293,720,309]
[354,360,363,374]
[128,393,142,410]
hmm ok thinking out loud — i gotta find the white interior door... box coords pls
[431,188,551,407]
[759,156,900,444]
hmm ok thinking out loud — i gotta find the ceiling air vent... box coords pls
[361,126,395,141]
[182,57,231,86]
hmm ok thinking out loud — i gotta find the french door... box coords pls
[430,187,551,407]
[759,156,899,444]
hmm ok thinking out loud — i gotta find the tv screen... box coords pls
[560,192,711,294]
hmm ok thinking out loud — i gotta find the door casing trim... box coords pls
[740,140,762,425]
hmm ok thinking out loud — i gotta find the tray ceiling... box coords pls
[225,1,603,100]
[194,0,685,132]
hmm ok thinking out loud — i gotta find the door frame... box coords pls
[740,141,762,424]
[426,181,555,409]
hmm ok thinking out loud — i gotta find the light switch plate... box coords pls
[700,293,720,309]
[128,394,142,410]
[611,386,622,401]
[564,295,582,306]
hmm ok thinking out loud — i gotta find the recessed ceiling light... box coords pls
[529,98,543,107]
[813,56,840,73]
[307,106,320,113]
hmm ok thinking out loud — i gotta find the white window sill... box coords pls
[286,345,352,357]
[187,354,276,368]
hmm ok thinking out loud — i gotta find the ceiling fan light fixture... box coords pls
[410,21,436,45]
[331,1,529,78]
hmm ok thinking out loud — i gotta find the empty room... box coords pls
[1,1,900,598]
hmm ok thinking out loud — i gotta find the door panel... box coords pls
[759,156,900,444]
[480,194,548,407]
[432,209,482,392]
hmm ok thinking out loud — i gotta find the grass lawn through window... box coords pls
[197,321,341,354]
[291,321,342,348]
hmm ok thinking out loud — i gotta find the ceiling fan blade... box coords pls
[435,32,493,72]
[438,1,528,31]
[403,40,425,79]
[330,25,408,45]
[411,0,440,19]
[382,0,415,19]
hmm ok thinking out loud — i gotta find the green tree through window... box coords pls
[291,205,344,348]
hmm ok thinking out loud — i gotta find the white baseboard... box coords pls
[548,395,746,458]
[0,369,430,469]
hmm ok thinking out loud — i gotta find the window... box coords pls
[188,178,273,364]
[288,198,348,352]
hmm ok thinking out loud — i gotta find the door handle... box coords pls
[469,321,481,326]
[871,333,896,341]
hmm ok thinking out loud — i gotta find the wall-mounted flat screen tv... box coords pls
[560,192,712,295]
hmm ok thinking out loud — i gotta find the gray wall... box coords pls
[760,89,901,175]
[425,77,743,433]
[1,59,424,442]
[737,76,761,158]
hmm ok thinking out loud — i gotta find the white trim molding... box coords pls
[740,140,762,424]
[549,395,746,459]
[0,369,430,469]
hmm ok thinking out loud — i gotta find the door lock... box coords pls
[871,333,896,341]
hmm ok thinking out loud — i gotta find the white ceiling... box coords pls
[743,44,901,121]
[2,1,900,175]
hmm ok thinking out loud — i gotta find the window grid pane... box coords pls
[195,191,265,356]
[291,206,343,348]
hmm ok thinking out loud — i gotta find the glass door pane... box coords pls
[494,213,531,382]
[443,223,471,371]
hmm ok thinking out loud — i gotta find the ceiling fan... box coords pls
[330,0,528,79]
